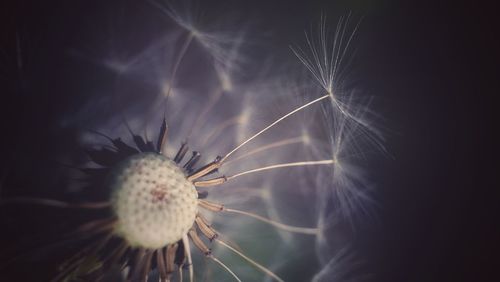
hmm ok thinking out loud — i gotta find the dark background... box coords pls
[0,0,497,281]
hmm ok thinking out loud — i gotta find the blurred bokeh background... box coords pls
[0,0,497,281]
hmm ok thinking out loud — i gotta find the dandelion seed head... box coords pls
[110,153,198,249]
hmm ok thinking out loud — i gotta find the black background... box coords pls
[0,0,497,281]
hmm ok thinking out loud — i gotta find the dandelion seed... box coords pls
[292,15,385,154]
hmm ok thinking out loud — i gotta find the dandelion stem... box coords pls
[156,249,167,282]
[226,159,335,180]
[165,32,194,101]
[215,239,284,282]
[182,234,194,282]
[224,136,304,165]
[158,118,169,154]
[186,87,224,139]
[102,241,128,269]
[143,251,154,282]
[208,255,242,282]
[223,208,319,235]
[201,114,244,147]
[220,94,329,163]
[0,197,111,209]
[198,199,224,212]
[71,218,117,237]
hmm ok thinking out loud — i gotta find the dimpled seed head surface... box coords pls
[110,153,198,249]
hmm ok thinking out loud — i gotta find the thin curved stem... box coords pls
[0,197,110,209]
[201,115,244,147]
[224,136,304,166]
[178,267,183,282]
[182,234,194,282]
[208,255,242,282]
[227,159,335,180]
[165,32,194,101]
[223,208,319,235]
[186,87,224,140]
[215,239,284,282]
[220,94,329,163]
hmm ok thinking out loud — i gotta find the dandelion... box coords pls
[1,2,383,281]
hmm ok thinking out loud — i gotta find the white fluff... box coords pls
[110,153,198,249]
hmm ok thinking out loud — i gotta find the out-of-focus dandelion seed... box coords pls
[292,14,385,152]
[150,0,248,70]
[291,14,385,224]
[312,247,367,282]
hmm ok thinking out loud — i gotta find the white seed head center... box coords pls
[110,153,198,249]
